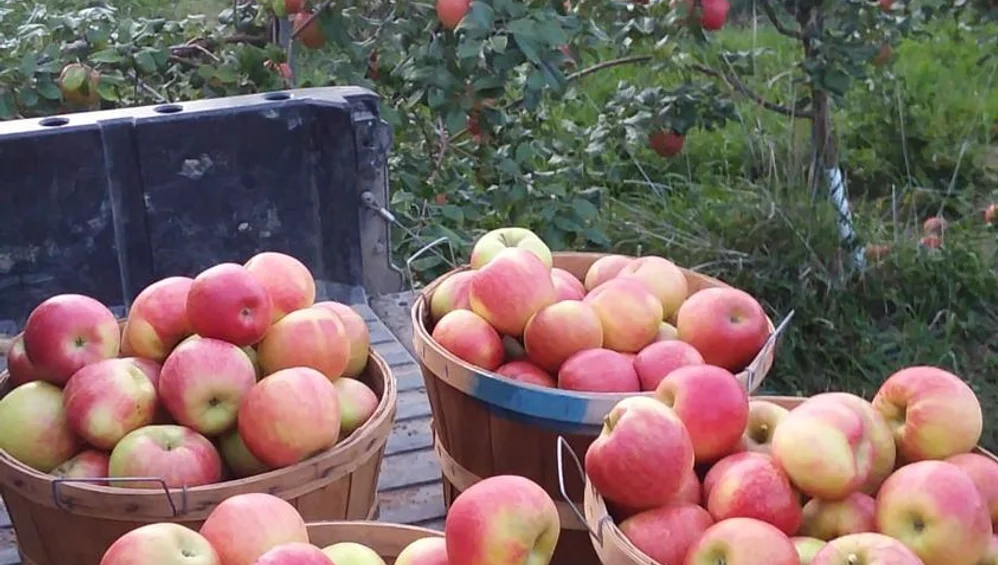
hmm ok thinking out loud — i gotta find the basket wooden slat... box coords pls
[0,349,397,565]
[412,251,783,565]
[306,521,443,564]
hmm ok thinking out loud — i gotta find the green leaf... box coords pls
[18,87,39,108]
[457,38,482,60]
[0,91,15,119]
[96,82,119,101]
[460,2,495,32]
[90,49,123,64]
[19,53,37,77]
[134,51,157,74]
[439,205,465,221]
[489,35,508,53]
[572,198,599,219]
[36,79,62,101]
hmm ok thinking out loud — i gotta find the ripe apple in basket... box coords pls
[6,334,46,386]
[469,247,556,337]
[523,300,604,373]
[22,293,120,385]
[333,377,380,435]
[100,522,220,565]
[558,348,640,393]
[219,428,272,478]
[809,532,924,565]
[633,339,703,391]
[619,503,714,565]
[244,251,317,323]
[583,254,632,291]
[51,449,110,481]
[257,305,351,380]
[685,517,799,565]
[429,270,475,321]
[618,255,689,320]
[445,474,560,565]
[431,309,504,371]
[469,226,553,269]
[550,267,585,301]
[946,452,998,523]
[495,360,556,388]
[108,424,223,488]
[321,542,387,565]
[704,451,802,536]
[584,277,663,353]
[792,537,827,565]
[120,275,194,362]
[187,262,273,346]
[200,493,309,565]
[253,542,334,565]
[809,392,896,495]
[737,399,789,454]
[396,537,448,565]
[675,286,769,372]
[62,357,160,449]
[313,301,371,377]
[0,381,82,472]
[799,492,876,540]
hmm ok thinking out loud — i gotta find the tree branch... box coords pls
[692,63,813,119]
[758,0,805,40]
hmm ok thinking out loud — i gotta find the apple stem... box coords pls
[603,414,615,432]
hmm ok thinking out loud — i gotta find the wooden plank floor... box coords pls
[0,297,445,565]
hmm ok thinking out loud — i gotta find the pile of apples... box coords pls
[585,363,995,565]
[429,226,771,393]
[0,251,378,487]
[99,474,563,565]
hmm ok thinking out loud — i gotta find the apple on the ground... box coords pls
[558,348,640,393]
[792,537,827,565]
[469,248,556,337]
[159,337,258,436]
[219,428,272,478]
[675,287,769,372]
[495,360,557,388]
[108,424,222,488]
[523,300,603,373]
[0,381,81,472]
[704,451,802,536]
[946,452,998,523]
[120,276,194,362]
[469,227,553,270]
[738,399,789,454]
[313,301,371,377]
[445,475,560,565]
[63,357,159,449]
[396,537,448,565]
[321,542,386,565]
[684,517,800,565]
[550,267,586,301]
[872,365,982,461]
[429,271,476,321]
[809,392,896,494]
[619,503,714,565]
[200,493,309,565]
[583,255,633,291]
[187,263,274,346]
[431,309,504,371]
[238,367,341,467]
[583,278,663,353]
[99,522,220,565]
[809,532,925,565]
[253,543,334,565]
[585,396,694,510]
[51,449,110,481]
[800,492,876,540]
[257,306,350,381]
[23,293,120,385]
[244,251,317,323]
[333,377,380,435]
[617,255,689,320]
[633,340,704,392]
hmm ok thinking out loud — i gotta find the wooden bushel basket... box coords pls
[0,349,398,565]
[306,520,442,564]
[412,251,790,565]
[568,395,998,565]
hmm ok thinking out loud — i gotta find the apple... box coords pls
[700,0,730,30]
[872,365,982,461]
[583,254,633,291]
[979,536,998,565]
[159,337,257,436]
[792,537,827,565]
[584,278,663,353]
[242,346,264,380]
[445,475,560,565]
[550,268,586,301]
[648,130,685,157]
[865,243,893,262]
[703,452,768,501]
[431,309,504,371]
[396,537,448,565]
[584,395,694,510]
[523,300,603,372]
[0,381,81,471]
[986,204,998,226]
[738,399,789,454]
[920,234,942,249]
[946,452,998,523]
[293,11,326,49]
[808,392,896,495]
[333,377,379,435]
[108,424,222,488]
[772,397,874,500]
[922,216,947,235]
[187,263,274,347]
[809,533,927,565]
[257,306,350,381]
[494,360,557,388]
[436,0,471,29]
[685,517,799,565]
[617,255,689,320]
[311,302,370,378]
[633,340,704,392]
[558,348,640,393]
[253,543,334,565]
[800,492,876,540]
[705,452,802,536]
[238,366,341,467]
[51,449,110,481]
[469,248,556,337]
[59,63,101,106]
[244,251,317,323]
[876,460,992,565]
[120,276,194,362]
[429,271,476,321]
[99,522,221,565]
[63,357,159,449]
[321,542,386,565]
[619,503,714,565]
[654,321,679,342]
[675,287,768,372]
[22,293,120,385]
[655,364,748,462]
[200,493,309,565]
[673,466,701,505]
[469,227,553,269]
[219,428,272,478]
[6,334,46,386]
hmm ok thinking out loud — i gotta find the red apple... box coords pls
[494,360,557,388]
[558,348,640,393]
[584,395,695,510]
[253,543,333,565]
[108,424,222,488]
[523,300,604,373]
[633,340,704,392]
[469,247,556,337]
[685,517,799,565]
[0,381,82,472]
[63,357,160,449]
[187,263,273,346]
[809,532,930,565]
[808,392,896,495]
[675,287,769,372]
[159,337,258,436]
[396,537,448,565]
[23,293,120,385]
[673,466,701,505]
[333,377,380,435]
[703,451,768,501]
[947,452,998,524]
[618,255,689,320]
[244,251,317,323]
[922,216,948,235]
[985,204,998,225]
[584,278,663,353]
[648,130,685,158]
[51,449,110,481]
[238,367,341,467]
[100,522,221,565]
[431,309,504,371]
[920,234,942,249]
[219,428,272,479]
[700,0,730,30]
[705,451,802,536]
[200,493,309,565]
[120,276,194,362]
[619,503,714,565]
[583,254,633,291]
[445,475,560,565]
[737,399,789,454]
[313,301,371,377]
[430,271,476,321]
[655,364,748,462]
[257,306,350,381]
[800,492,876,540]
[6,334,46,386]
[551,267,586,301]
